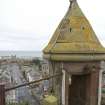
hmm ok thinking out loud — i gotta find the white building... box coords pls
[41,60,49,76]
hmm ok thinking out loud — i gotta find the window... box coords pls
[82,27,85,30]
[70,28,72,32]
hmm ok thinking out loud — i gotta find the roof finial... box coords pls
[69,0,76,3]
[69,0,76,8]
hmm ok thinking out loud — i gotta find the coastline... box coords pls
[0,51,42,58]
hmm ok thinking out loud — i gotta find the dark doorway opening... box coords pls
[69,75,89,105]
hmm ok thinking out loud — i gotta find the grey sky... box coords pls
[0,0,105,51]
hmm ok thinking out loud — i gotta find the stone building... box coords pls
[41,60,49,76]
[43,0,105,105]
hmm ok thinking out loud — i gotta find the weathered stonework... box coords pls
[43,0,105,105]
[49,61,62,105]
[63,61,100,105]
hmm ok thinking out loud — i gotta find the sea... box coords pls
[0,51,42,58]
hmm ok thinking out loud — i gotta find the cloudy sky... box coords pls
[0,0,105,51]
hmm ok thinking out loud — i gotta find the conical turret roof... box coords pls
[43,0,105,61]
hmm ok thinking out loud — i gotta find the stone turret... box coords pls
[43,0,105,61]
[43,0,105,105]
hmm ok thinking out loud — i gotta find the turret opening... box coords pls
[70,28,72,32]
[82,27,85,30]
